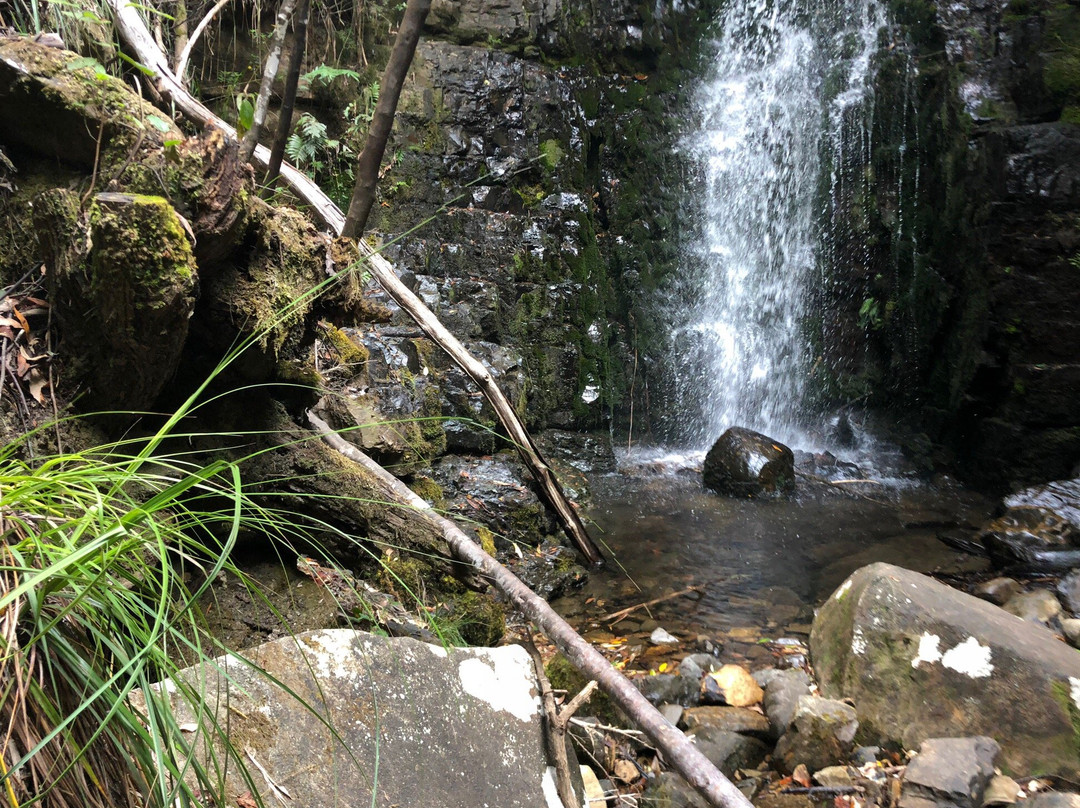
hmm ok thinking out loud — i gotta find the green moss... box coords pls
[540,139,566,169]
[407,474,444,506]
[1048,681,1080,769]
[276,359,322,386]
[475,526,497,556]
[321,323,369,366]
[545,654,622,725]
[448,590,505,646]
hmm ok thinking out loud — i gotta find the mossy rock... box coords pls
[447,590,506,647]
[43,190,197,411]
[0,38,180,173]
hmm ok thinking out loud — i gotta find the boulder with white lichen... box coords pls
[810,563,1080,777]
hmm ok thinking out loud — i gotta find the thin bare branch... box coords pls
[174,0,232,84]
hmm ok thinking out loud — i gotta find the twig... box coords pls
[80,116,106,207]
[46,300,59,455]
[522,634,580,808]
[601,586,701,624]
[174,0,232,84]
[568,718,646,739]
[795,471,890,505]
[782,786,864,796]
[555,680,598,732]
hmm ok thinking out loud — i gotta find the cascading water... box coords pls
[666,0,885,450]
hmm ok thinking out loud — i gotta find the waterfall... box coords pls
[666,0,885,450]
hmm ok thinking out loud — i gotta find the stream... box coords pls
[553,443,994,671]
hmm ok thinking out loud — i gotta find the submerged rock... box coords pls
[703,427,796,497]
[1004,479,1080,529]
[1001,588,1063,627]
[811,563,1080,776]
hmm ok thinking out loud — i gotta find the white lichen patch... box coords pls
[835,580,853,601]
[304,630,361,681]
[424,643,448,659]
[1070,677,1080,710]
[911,633,942,668]
[941,636,993,678]
[458,647,540,723]
[912,633,993,677]
[851,627,867,655]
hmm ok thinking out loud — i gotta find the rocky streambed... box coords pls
[536,429,1080,807]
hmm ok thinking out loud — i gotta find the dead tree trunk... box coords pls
[238,0,299,163]
[340,0,431,239]
[307,412,753,808]
[106,0,604,567]
[265,0,309,186]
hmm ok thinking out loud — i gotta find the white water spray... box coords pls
[667,0,885,449]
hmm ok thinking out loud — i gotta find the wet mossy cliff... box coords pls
[818,0,1080,489]
[358,0,722,435]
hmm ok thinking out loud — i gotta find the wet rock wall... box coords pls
[818,0,1080,489]
[362,0,720,434]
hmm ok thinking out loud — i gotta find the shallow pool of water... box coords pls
[553,460,993,666]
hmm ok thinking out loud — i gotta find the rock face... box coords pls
[810,563,1080,776]
[819,0,1080,487]
[143,629,563,808]
[703,428,796,497]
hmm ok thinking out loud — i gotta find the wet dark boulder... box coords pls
[703,427,796,497]
[979,478,1080,570]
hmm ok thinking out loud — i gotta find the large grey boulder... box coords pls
[142,629,564,808]
[811,563,1080,776]
[703,427,795,497]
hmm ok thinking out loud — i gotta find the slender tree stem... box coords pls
[175,0,232,85]
[265,0,309,187]
[340,0,431,238]
[239,0,299,163]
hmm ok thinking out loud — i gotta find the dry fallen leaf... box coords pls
[237,792,258,808]
[793,763,812,788]
[28,367,48,404]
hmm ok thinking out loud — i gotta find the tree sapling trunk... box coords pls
[265,0,310,187]
[340,0,431,239]
[238,0,299,163]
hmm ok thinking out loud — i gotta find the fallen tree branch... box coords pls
[601,586,700,624]
[106,0,603,566]
[308,411,752,808]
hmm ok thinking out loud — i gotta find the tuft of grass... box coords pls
[0,436,260,807]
